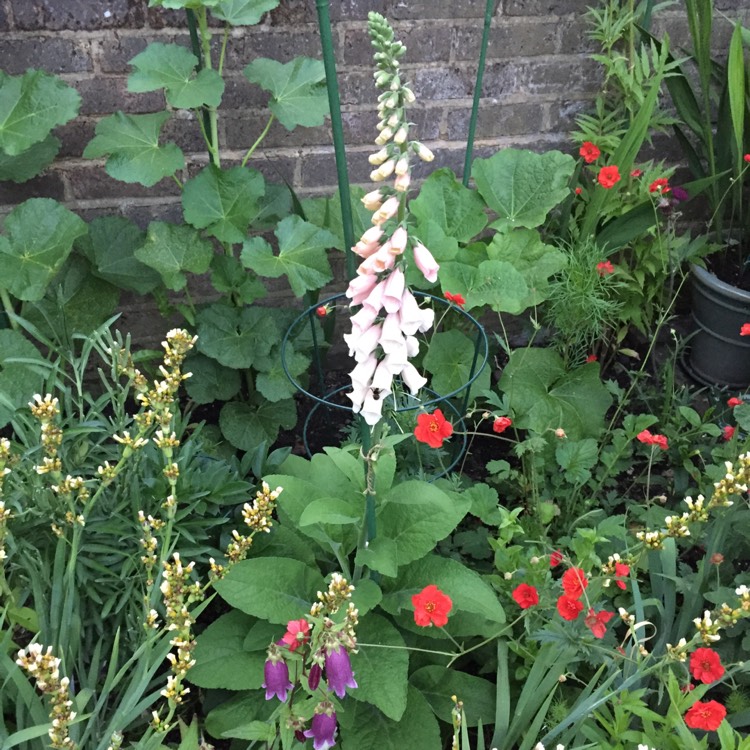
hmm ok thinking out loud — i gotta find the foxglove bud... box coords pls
[390,226,408,254]
[371,196,400,225]
[416,143,434,162]
[402,86,415,103]
[368,148,389,166]
[374,127,393,145]
[394,172,411,192]
[395,156,409,176]
[361,189,383,211]
[387,113,400,128]
[393,126,408,144]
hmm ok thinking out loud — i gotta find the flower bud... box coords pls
[390,226,408,254]
[384,94,398,109]
[376,159,396,180]
[368,148,389,166]
[395,156,410,176]
[374,127,393,146]
[394,172,411,192]
[387,113,400,128]
[371,196,400,225]
[402,87,415,103]
[376,72,390,87]
[361,189,383,211]
[416,143,434,162]
[390,78,400,91]
[393,126,408,144]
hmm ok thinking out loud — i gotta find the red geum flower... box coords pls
[649,177,670,193]
[579,141,601,163]
[614,562,630,590]
[723,425,736,441]
[596,260,615,276]
[557,594,584,621]
[689,648,725,684]
[745,154,750,163]
[728,397,743,408]
[316,306,328,317]
[741,323,750,336]
[684,700,726,731]
[584,608,614,639]
[444,291,466,308]
[512,583,539,609]
[636,429,669,450]
[414,409,453,449]
[561,567,588,598]
[631,168,643,177]
[412,584,452,627]
[281,618,311,652]
[575,186,583,195]
[549,549,564,567]
[586,354,597,363]
[597,165,621,189]
[493,416,512,434]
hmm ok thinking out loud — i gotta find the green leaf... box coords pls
[134,221,213,291]
[499,349,612,440]
[339,685,440,750]
[351,614,409,720]
[355,536,399,578]
[472,149,575,231]
[0,134,60,183]
[422,329,489,397]
[734,403,750,432]
[410,666,496,727]
[182,165,265,243]
[555,438,599,484]
[727,22,746,168]
[255,343,308,402]
[219,397,297,451]
[213,0,280,24]
[0,329,45,428]
[410,168,488,242]
[78,216,160,294]
[243,57,329,130]
[183,354,242,404]
[210,255,267,304]
[151,0,222,7]
[301,187,372,252]
[128,43,224,108]
[213,557,325,624]
[83,111,184,186]
[204,691,274,741]
[0,70,80,156]
[298,498,360,526]
[195,303,277,369]
[0,198,87,301]
[188,611,265,690]
[240,215,335,297]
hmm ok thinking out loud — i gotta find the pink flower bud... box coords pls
[361,189,383,211]
[357,242,396,275]
[394,173,411,192]
[413,242,439,283]
[371,196,400,225]
[390,226,408,254]
[395,156,410,176]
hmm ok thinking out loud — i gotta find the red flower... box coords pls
[614,562,630,590]
[741,323,750,336]
[574,186,583,195]
[684,700,726,731]
[631,169,643,177]
[493,416,512,434]
[316,306,328,317]
[649,177,670,193]
[579,141,601,163]
[512,583,539,609]
[636,430,669,450]
[414,409,454,449]
[745,154,750,163]
[561,567,588,598]
[585,354,597,363]
[597,165,621,189]
[557,594,584,621]
[444,291,466,308]
[549,549,564,567]
[723,425,736,441]
[596,260,615,276]
[727,397,743,408]
[690,648,725,684]
[281,618,310,651]
[412,584,452,627]
[584,608,614,638]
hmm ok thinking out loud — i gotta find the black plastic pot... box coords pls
[689,264,750,387]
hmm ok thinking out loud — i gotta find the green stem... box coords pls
[218,24,230,77]
[196,8,221,167]
[241,114,275,168]
[0,288,18,330]
[171,174,183,190]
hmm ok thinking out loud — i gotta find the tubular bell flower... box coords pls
[262,648,293,702]
[324,644,358,698]
[303,702,338,750]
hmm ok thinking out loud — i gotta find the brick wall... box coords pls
[2,0,750,224]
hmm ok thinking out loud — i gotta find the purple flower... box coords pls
[671,186,689,203]
[262,657,292,702]
[324,645,358,698]
[308,662,322,691]
[303,704,338,750]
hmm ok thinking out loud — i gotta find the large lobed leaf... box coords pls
[128,43,224,109]
[83,111,184,186]
[0,70,80,156]
[0,135,60,183]
[244,57,329,130]
[212,0,280,24]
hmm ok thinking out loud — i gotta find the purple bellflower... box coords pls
[303,702,338,750]
[324,645,358,698]
[262,650,293,702]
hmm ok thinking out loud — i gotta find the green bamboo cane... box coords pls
[185,9,217,165]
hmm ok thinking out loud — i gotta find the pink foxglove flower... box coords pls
[344,324,381,362]
[413,242,439,283]
[345,273,379,305]
[401,362,428,394]
[383,268,405,313]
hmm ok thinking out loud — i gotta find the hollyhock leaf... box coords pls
[219,397,296,451]
[83,111,184,186]
[0,134,60,183]
[472,148,575,231]
[301,186,371,252]
[411,168,488,242]
[210,255,268,304]
[410,666,496,727]
[244,57,329,130]
[188,611,265,690]
[0,70,80,156]
[135,221,212,291]
[733,403,750,432]
[78,216,160,295]
[423,329,490,398]
[213,0,280,25]
[0,198,87,301]
[128,43,224,108]
[556,439,598,484]
[256,344,308,403]
[375,481,471,569]
[183,354,242,404]
[381,554,505,637]
[182,165,265,243]
[339,686,440,750]
[204,691,275,741]
[0,330,45,429]
[240,216,335,297]
[213,556,325,624]
[349,613,408,720]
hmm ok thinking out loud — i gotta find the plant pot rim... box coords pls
[691,263,750,303]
